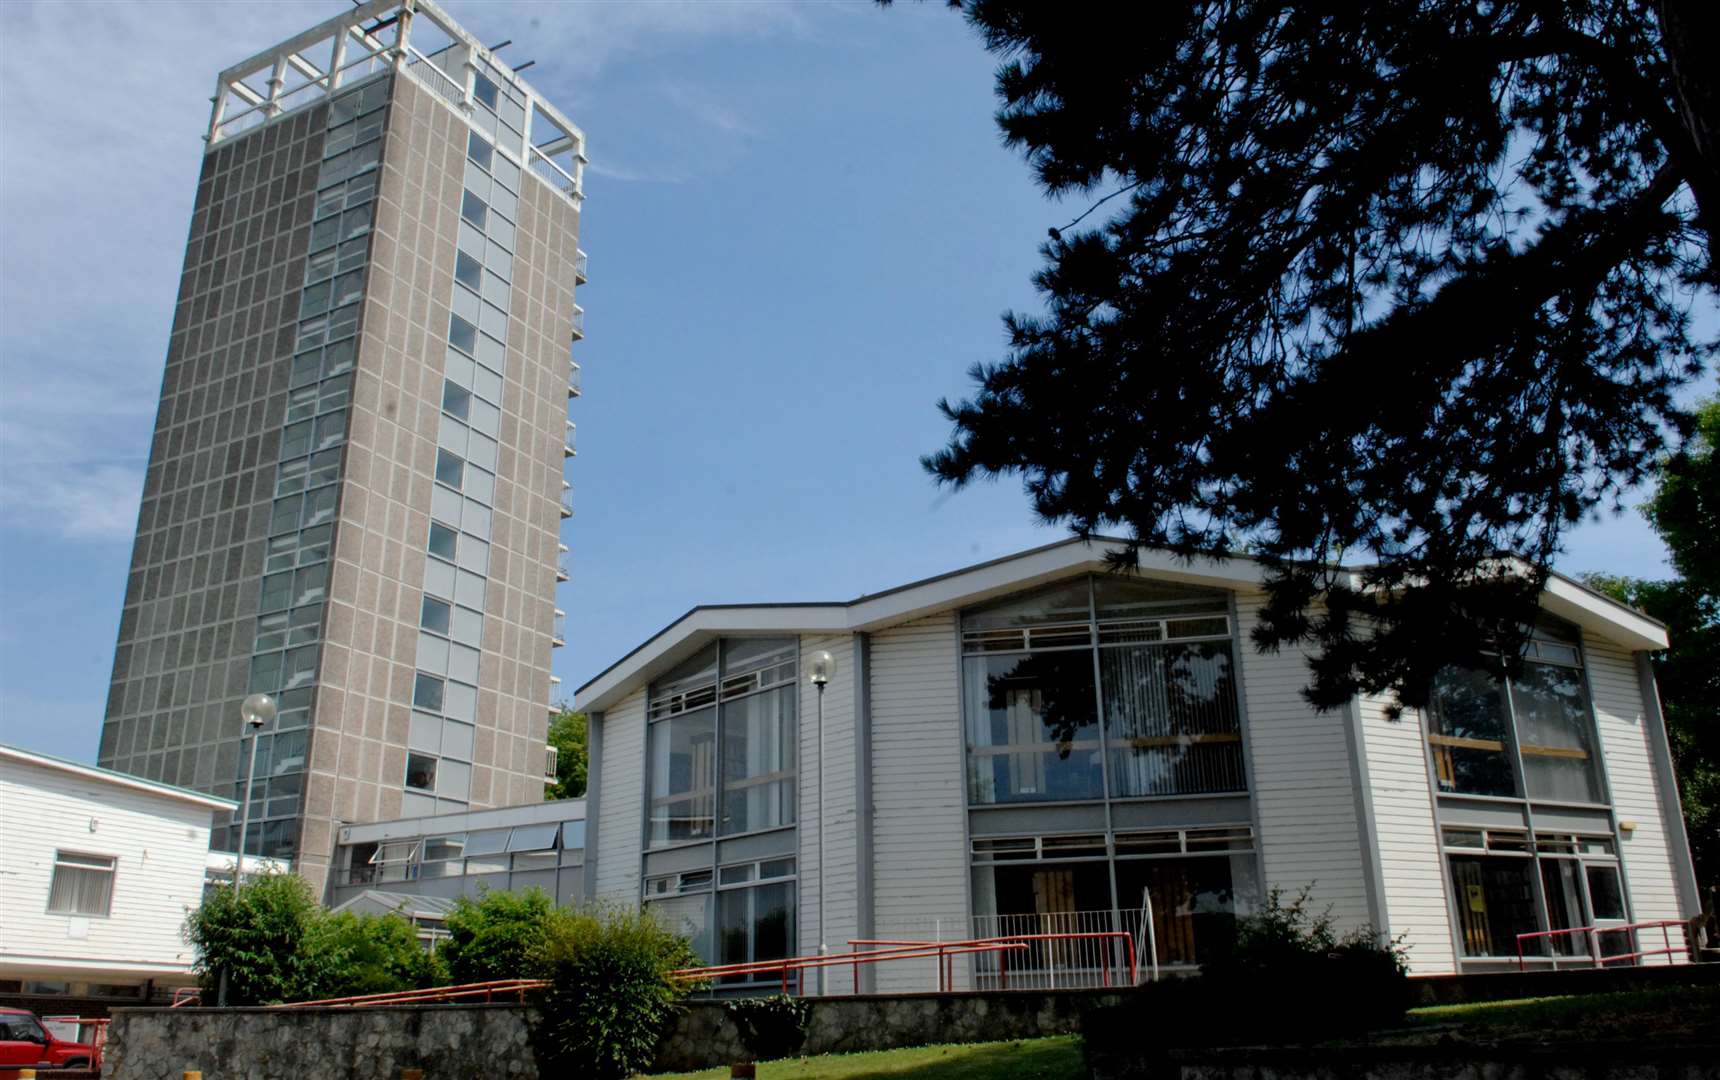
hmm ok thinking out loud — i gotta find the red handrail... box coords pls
[1514,918,1685,971]
[274,978,549,1009]
[849,932,1137,994]
[671,942,1029,996]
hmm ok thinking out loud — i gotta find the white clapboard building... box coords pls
[574,538,1700,991]
[0,745,237,1006]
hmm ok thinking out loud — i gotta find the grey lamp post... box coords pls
[218,692,276,1007]
[234,692,277,894]
[804,650,836,996]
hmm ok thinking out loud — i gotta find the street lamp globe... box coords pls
[240,692,276,730]
[805,650,837,687]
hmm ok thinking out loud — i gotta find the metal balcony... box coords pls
[559,481,573,519]
[544,744,559,783]
[556,555,571,583]
[574,249,589,285]
[570,303,585,341]
[552,609,566,648]
[568,360,581,398]
[563,420,577,457]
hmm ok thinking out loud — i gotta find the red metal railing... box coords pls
[850,932,1138,994]
[1515,919,1685,970]
[670,941,1030,996]
[170,987,201,1008]
[273,979,549,1009]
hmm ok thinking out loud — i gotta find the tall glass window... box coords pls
[646,639,798,848]
[1426,632,1604,804]
[647,708,717,847]
[969,826,1256,978]
[1443,829,1626,959]
[717,859,796,983]
[962,576,1245,805]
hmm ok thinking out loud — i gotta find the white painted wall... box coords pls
[1358,696,1458,973]
[1586,637,1688,961]
[593,687,645,906]
[797,633,858,989]
[1233,593,1373,934]
[0,758,217,983]
[868,613,971,992]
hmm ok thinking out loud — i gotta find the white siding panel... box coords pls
[1358,695,1457,973]
[869,613,970,992]
[594,688,646,906]
[1587,638,1687,962]
[1234,594,1372,933]
[798,633,858,989]
[0,760,216,981]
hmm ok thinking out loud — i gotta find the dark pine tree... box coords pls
[916,0,1719,710]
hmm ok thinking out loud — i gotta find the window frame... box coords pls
[643,639,800,851]
[958,574,1247,808]
[46,850,118,917]
[1424,633,1610,808]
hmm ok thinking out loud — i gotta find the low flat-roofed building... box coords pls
[0,745,236,1009]
[327,798,585,912]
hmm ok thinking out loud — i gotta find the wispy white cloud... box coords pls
[0,465,143,542]
[0,1,819,540]
[656,79,763,140]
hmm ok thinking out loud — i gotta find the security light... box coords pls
[240,692,277,730]
[805,650,837,686]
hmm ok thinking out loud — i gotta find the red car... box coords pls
[0,1008,97,1075]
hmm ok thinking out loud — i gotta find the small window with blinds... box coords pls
[47,851,116,917]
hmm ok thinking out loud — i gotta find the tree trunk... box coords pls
[1657,0,1720,279]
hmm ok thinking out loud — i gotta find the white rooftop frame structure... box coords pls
[206,0,586,208]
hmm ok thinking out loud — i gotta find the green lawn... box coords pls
[646,1036,1084,1079]
[1397,984,1720,1045]
[649,986,1717,1076]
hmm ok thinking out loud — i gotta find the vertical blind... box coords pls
[48,851,116,916]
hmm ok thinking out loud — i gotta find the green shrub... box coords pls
[725,995,812,1062]
[185,871,322,1005]
[187,871,447,1004]
[440,886,560,983]
[301,910,446,1000]
[1085,885,1410,1054]
[531,905,703,1079]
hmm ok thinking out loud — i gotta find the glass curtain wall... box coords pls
[1426,635,1605,804]
[970,826,1257,971]
[962,576,1246,805]
[1441,829,1628,960]
[646,640,798,846]
[643,639,799,979]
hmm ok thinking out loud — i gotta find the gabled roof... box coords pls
[0,743,236,812]
[576,537,1669,715]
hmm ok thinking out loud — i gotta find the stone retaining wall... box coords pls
[656,988,1124,1071]
[105,989,1123,1077]
[103,1005,535,1080]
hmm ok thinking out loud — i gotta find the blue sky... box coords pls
[0,1,1710,764]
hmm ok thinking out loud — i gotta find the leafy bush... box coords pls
[185,871,323,1005]
[186,870,446,1004]
[531,905,703,1080]
[301,910,446,1000]
[725,995,812,1062]
[440,886,560,983]
[1084,885,1410,1054]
